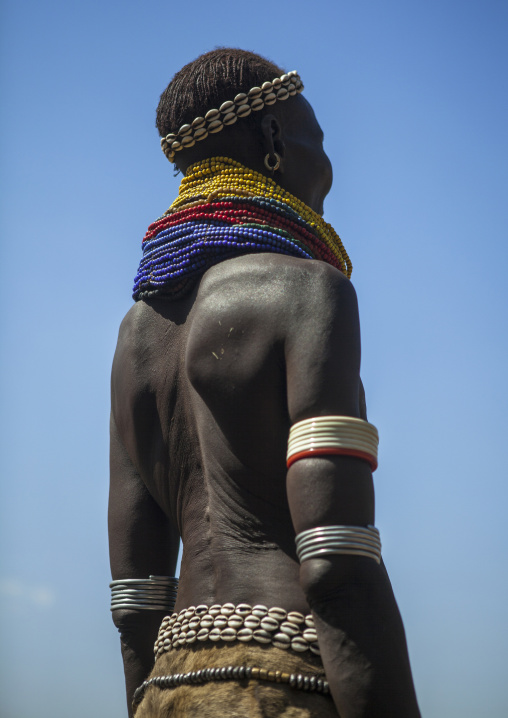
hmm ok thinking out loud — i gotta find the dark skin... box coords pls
[109,95,421,717]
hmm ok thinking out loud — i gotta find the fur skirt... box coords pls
[134,642,339,717]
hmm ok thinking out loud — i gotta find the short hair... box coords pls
[156,48,285,138]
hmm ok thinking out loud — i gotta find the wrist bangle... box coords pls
[110,575,179,612]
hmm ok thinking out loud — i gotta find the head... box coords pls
[156,49,332,214]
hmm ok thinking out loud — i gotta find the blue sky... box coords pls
[1,1,507,716]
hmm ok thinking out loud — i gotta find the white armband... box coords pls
[287,415,379,470]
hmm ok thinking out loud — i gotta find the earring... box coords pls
[264,152,281,172]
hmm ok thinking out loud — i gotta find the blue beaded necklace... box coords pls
[133,178,343,300]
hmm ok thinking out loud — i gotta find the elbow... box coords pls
[299,554,387,608]
[111,607,168,652]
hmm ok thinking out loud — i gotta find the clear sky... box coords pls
[0,1,507,716]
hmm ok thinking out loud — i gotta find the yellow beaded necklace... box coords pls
[166,157,352,278]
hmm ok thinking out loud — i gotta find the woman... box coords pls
[109,48,421,717]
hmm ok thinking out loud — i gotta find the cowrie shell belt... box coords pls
[154,603,320,659]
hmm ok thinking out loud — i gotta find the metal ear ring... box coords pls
[264,152,281,172]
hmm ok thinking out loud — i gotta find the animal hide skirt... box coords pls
[133,642,339,717]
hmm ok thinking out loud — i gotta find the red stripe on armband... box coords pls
[286,447,378,471]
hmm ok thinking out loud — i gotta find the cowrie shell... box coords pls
[207,120,223,133]
[250,97,264,111]
[291,636,309,652]
[287,612,305,624]
[252,605,268,617]
[228,615,243,629]
[244,616,260,629]
[220,627,237,641]
[272,632,290,649]
[303,629,318,642]
[260,616,279,632]
[235,604,252,616]
[222,603,236,615]
[280,622,299,637]
[237,628,253,642]
[220,100,235,113]
[223,112,237,125]
[253,629,272,643]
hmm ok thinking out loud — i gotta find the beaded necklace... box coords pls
[133,157,351,300]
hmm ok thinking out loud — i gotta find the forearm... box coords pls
[301,557,420,718]
[113,609,167,717]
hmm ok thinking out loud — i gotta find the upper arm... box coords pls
[285,263,362,423]
[109,315,180,581]
[109,414,179,581]
[284,264,374,536]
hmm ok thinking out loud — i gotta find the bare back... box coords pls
[111,253,364,615]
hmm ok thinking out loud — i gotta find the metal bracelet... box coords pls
[295,526,381,564]
[110,575,179,612]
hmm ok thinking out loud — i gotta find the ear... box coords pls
[260,114,286,172]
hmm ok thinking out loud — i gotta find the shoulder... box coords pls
[111,301,163,409]
[186,256,360,403]
[195,254,357,328]
[112,302,151,371]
